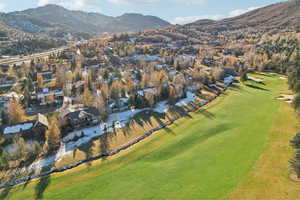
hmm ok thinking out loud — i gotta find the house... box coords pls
[1,114,49,141]
[108,98,129,113]
[64,107,100,129]
[35,86,63,106]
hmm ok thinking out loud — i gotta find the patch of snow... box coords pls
[153,101,169,113]
[224,75,234,85]
[108,107,144,126]
[175,92,196,107]
[137,88,156,96]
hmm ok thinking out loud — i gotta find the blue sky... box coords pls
[0,0,285,24]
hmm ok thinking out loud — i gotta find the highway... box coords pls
[0,46,68,66]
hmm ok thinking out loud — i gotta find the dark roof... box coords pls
[66,107,100,121]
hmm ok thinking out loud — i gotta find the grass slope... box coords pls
[1,74,294,200]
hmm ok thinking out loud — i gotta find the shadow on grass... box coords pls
[0,186,12,199]
[145,123,233,162]
[245,84,269,91]
[35,175,51,200]
[229,83,243,91]
[34,145,60,199]
[196,109,216,120]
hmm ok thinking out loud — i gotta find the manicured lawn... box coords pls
[1,74,296,200]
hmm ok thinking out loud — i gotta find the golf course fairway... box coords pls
[2,74,300,200]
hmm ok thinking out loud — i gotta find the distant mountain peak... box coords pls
[0,5,170,40]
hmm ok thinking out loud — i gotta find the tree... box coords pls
[7,100,25,124]
[293,81,300,94]
[292,95,300,111]
[168,87,177,105]
[100,84,109,101]
[141,72,148,88]
[95,94,108,121]
[37,74,44,88]
[0,110,9,126]
[111,81,121,100]
[46,117,61,152]
[291,133,300,178]
[126,77,135,94]
[83,87,94,107]
[145,92,155,107]
[291,133,300,149]
[240,71,248,83]
[290,150,300,178]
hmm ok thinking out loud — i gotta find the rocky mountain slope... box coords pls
[189,0,300,32]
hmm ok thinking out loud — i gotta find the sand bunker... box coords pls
[277,94,294,103]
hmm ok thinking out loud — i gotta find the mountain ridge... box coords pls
[188,0,300,31]
[0,4,171,40]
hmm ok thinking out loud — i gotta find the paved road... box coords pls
[0,47,68,65]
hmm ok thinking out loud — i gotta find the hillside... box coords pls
[189,0,300,31]
[0,4,171,40]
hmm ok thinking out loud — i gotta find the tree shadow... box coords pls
[35,174,51,200]
[0,174,15,200]
[229,83,243,91]
[245,84,269,91]
[195,109,216,120]
[145,123,232,162]
[168,106,193,119]
[34,145,59,199]
[22,170,35,190]
[78,142,95,167]
[132,110,165,127]
[99,133,110,161]
[0,185,12,199]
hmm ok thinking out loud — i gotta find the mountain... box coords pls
[188,19,216,26]
[189,0,300,31]
[0,4,171,40]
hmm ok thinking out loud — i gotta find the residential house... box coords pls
[64,107,100,129]
[1,114,49,141]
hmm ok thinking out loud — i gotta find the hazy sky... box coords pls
[0,0,285,24]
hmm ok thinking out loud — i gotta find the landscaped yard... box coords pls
[2,74,300,200]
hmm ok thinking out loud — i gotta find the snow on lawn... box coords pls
[224,75,234,85]
[107,107,144,126]
[175,92,196,107]
[153,101,169,113]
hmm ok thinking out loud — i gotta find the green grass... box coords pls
[1,75,290,200]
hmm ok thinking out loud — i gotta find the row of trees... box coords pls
[287,51,300,178]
